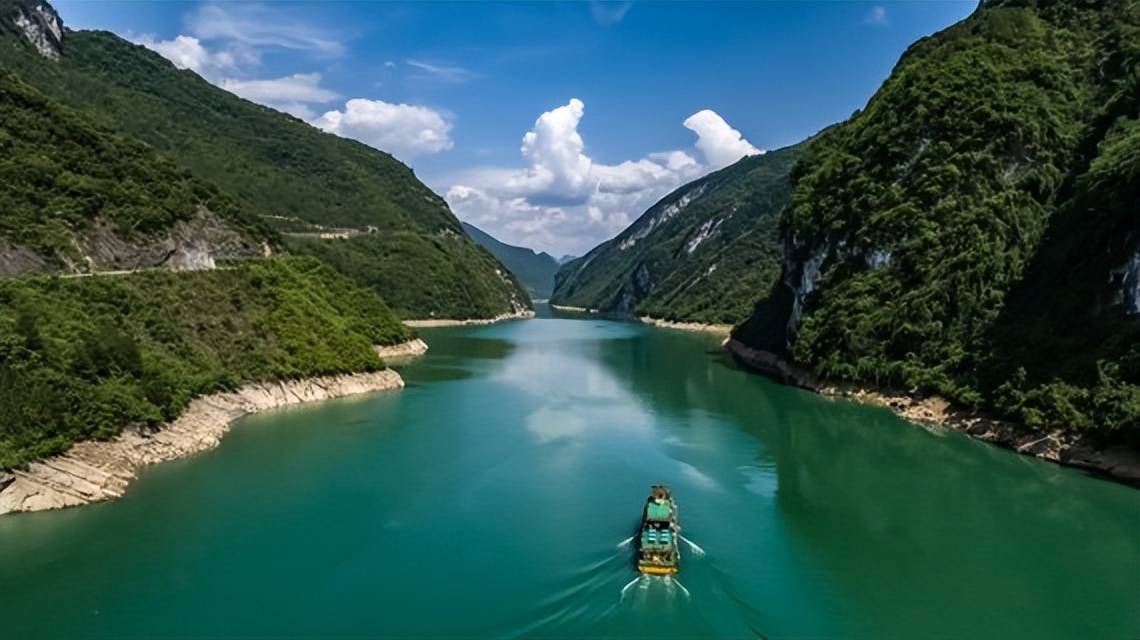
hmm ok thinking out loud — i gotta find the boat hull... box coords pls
[638,563,678,576]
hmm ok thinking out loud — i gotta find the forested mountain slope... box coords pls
[551,144,800,325]
[461,222,560,299]
[0,257,412,468]
[0,69,269,273]
[735,0,1140,435]
[0,0,528,318]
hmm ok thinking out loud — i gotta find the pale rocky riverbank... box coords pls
[375,338,429,362]
[0,339,431,516]
[723,338,1140,485]
[403,310,535,328]
[639,316,733,335]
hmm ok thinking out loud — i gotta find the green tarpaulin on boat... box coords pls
[647,502,671,520]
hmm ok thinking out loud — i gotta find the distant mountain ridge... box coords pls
[551,144,801,324]
[461,222,560,299]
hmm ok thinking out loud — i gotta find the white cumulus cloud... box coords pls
[445,98,760,256]
[505,98,594,204]
[136,16,452,158]
[683,109,762,169]
[219,73,339,119]
[135,34,240,79]
[314,99,454,159]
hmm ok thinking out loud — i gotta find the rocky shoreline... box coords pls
[0,339,430,516]
[723,338,1140,485]
[375,338,429,362]
[638,316,733,335]
[403,310,535,327]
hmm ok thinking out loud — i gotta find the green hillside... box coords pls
[735,0,1140,435]
[284,231,530,320]
[461,222,559,299]
[0,68,270,273]
[552,145,800,325]
[0,0,527,317]
[0,257,413,468]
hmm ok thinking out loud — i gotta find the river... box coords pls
[0,309,1136,639]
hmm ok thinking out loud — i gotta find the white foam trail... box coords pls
[620,576,643,599]
[666,577,691,599]
[616,535,635,549]
[680,535,706,557]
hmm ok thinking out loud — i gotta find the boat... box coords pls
[636,484,680,575]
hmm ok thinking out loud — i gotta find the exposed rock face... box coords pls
[0,207,260,276]
[1120,250,1140,315]
[864,248,892,270]
[617,184,707,251]
[783,240,830,341]
[10,1,62,59]
[0,368,406,515]
[493,267,531,316]
[0,240,47,274]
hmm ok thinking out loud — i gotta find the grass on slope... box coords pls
[0,257,412,468]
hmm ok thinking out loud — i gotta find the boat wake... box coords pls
[679,535,706,557]
[620,575,691,601]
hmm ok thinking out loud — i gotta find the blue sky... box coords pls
[56,1,976,256]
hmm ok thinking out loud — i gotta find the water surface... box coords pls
[1,311,1136,638]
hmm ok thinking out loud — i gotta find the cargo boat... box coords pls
[637,485,679,575]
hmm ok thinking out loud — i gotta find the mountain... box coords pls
[734,0,1140,435]
[0,68,270,274]
[461,222,560,299]
[0,0,528,319]
[551,144,801,324]
[557,255,577,265]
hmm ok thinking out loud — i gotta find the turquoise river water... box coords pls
[1,309,1137,639]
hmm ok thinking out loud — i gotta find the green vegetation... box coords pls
[735,0,1140,435]
[0,258,413,468]
[284,232,529,319]
[552,145,800,324]
[0,27,455,234]
[0,69,270,270]
[462,222,558,299]
[0,3,527,316]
